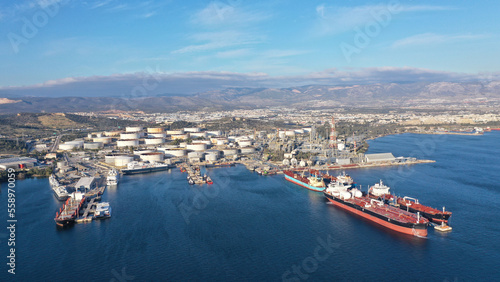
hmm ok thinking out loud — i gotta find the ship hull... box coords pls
[398,205,451,224]
[122,165,172,175]
[284,174,325,192]
[324,193,427,237]
[52,191,70,201]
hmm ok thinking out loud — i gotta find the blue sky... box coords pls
[1,0,499,96]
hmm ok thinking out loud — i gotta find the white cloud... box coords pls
[392,33,488,48]
[192,1,269,26]
[171,31,264,54]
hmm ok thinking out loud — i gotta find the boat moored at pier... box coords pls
[283,170,326,192]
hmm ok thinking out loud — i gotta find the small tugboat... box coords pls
[206,176,213,185]
[187,177,195,185]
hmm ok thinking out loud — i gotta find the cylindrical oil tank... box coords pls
[163,149,186,157]
[184,127,200,133]
[285,130,295,137]
[147,127,164,133]
[240,147,256,154]
[186,143,207,151]
[93,137,112,144]
[205,153,218,162]
[87,133,93,139]
[189,132,207,138]
[196,140,212,145]
[117,139,139,147]
[84,142,103,150]
[166,129,184,135]
[104,155,116,164]
[205,149,221,156]
[120,132,140,139]
[96,132,103,138]
[278,131,286,139]
[67,140,84,147]
[223,148,239,156]
[133,149,154,155]
[187,151,204,159]
[302,128,312,133]
[171,133,190,140]
[238,140,253,147]
[148,133,166,138]
[141,152,164,162]
[158,145,178,150]
[104,131,121,137]
[144,138,165,145]
[179,142,187,148]
[207,130,222,136]
[59,143,77,151]
[126,126,143,132]
[114,155,134,167]
[294,129,305,134]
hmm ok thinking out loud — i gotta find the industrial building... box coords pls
[365,153,396,163]
[0,157,38,170]
[74,177,97,191]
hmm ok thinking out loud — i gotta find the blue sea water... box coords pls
[1,132,499,281]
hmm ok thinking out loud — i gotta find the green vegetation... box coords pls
[0,139,26,154]
[0,166,53,182]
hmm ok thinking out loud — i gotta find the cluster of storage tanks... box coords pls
[60,127,259,164]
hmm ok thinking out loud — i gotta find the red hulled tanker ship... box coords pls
[324,182,429,237]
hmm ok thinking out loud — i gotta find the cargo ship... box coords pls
[54,192,85,226]
[121,161,174,175]
[396,196,452,224]
[368,181,452,224]
[283,170,326,192]
[324,181,429,237]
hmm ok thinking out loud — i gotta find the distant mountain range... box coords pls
[1,81,499,114]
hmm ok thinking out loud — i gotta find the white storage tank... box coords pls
[104,131,121,137]
[96,132,103,138]
[205,149,221,156]
[190,132,207,138]
[179,142,187,148]
[120,132,140,140]
[294,129,305,134]
[158,145,178,150]
[114,155,134,167]
[87,133,93,139]
[141,152,164,162]
[299,160,307,167]
[337,143,345,151]
[238,140,253,147]
[148,133,166,138]
[59,143,77,151]
[144,138,165,145]
[302,128,312,133]
[278,131,286,139]
[126,126,143,132]
[184,127,200,133]
[104,155,115,164]
[223,148,239,156]
[285,130,296,137]
[93,137,112,144]
[117,139,139,147]
[205,153,218,162]
[133,149,154,155]
[240,147,256,154]
[83,142,103,150]
[187,151,204,159]
[186,143,207,152]
[283,159,290,165]
[196,140,212,145]
[171,133,190,140]
[207,130,222,136]
[166,129,184,135]
[163,149,186,157]
[147,127,164,133]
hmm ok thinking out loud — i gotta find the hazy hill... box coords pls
[1,81,499,114]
